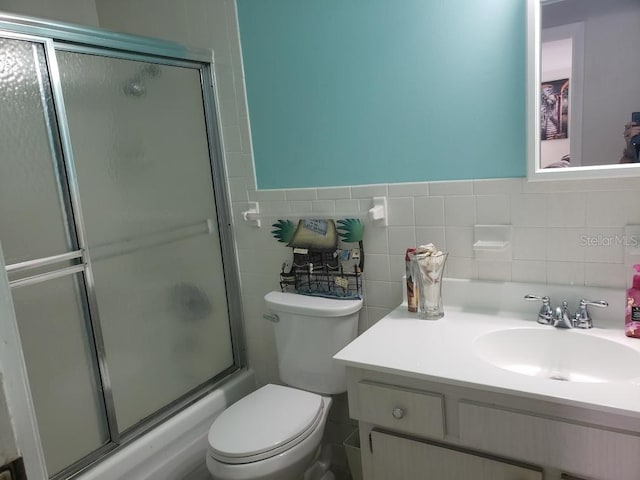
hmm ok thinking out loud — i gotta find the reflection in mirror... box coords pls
[530,0,640,178]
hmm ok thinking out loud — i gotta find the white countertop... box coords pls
[334,279,640,419]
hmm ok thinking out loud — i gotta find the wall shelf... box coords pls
[473,225,512,261]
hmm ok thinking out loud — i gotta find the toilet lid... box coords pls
[208,384,323,461]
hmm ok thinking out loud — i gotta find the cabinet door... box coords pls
[370,431,542,480]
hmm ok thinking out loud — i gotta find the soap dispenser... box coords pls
[625,264,640,338]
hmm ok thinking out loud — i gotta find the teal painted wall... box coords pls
[237,0,527,189]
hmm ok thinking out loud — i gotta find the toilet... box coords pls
[206,291,363,480]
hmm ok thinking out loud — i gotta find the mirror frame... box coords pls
[526,0,640,181]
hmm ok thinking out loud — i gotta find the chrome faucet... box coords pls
[553,301,574,329]
[524,295,608,329]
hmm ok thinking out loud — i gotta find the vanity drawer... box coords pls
[356,381,444,439]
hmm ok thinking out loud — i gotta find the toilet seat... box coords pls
[208,384,324,464]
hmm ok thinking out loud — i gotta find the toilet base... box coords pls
[303,444,332,480]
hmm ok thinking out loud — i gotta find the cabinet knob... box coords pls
[392,407,405,419]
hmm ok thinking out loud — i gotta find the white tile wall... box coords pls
[445,226,474,258]
[388,182,429,197]
[387,227,417,255]
[476,195,510,224]
[429,180,474,196]
[318,187,351,200]
[387,197,415,226]
[228,175,640,385]
[414,196,444,225]
[285,188,317,201]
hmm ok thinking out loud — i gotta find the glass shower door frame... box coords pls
[0,15,246,480]
[1,29,120,479]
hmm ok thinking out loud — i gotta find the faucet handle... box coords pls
[574,299,608,329]
[524,294,553,325]
[524,294,549,301]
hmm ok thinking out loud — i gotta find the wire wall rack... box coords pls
[279,249,363,299]
[272,218,364,300]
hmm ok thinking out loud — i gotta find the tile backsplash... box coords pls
[231,176,640,384]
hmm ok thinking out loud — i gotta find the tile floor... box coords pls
[181,462,352,480]
[182,463,211,480]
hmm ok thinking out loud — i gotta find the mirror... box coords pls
[527,0,640,180]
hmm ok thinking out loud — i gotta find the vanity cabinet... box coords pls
[345,370,640,480]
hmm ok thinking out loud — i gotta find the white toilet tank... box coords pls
[264,292,363,395]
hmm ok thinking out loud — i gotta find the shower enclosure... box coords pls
[0,15,244,480]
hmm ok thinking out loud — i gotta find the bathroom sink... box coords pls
[473,328,640,383]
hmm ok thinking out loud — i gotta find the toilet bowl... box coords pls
[206,292,363,480]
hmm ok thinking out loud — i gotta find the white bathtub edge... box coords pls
[78,368,256,480]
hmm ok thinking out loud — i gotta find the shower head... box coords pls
[123,63,161,97]
[123,81,145,97]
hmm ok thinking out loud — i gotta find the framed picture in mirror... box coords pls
[540,78,569,142]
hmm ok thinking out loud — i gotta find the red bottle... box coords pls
[405,248,417,313]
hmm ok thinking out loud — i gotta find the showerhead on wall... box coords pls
[123,63,161,97]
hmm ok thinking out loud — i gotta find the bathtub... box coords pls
[78,369,256,480]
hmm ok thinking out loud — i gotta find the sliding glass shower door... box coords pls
[1,36,110,475]
[0,26,241,479]
[56,50,235,432]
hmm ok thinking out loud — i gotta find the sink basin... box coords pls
[473,328,640,383]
